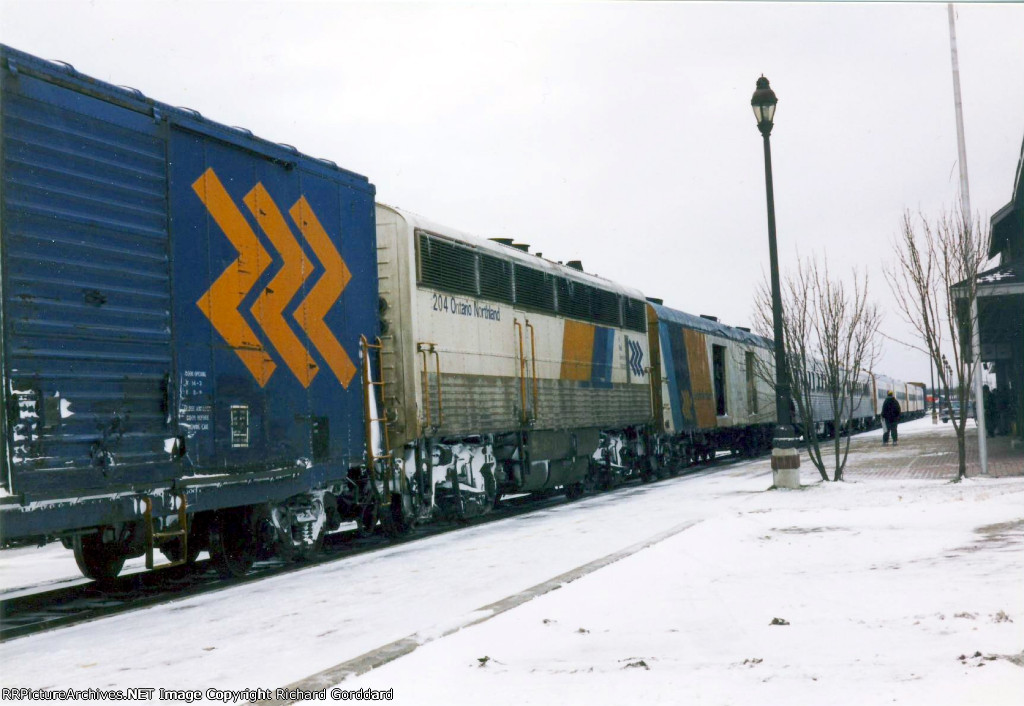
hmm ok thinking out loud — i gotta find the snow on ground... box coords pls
[333,476,1024,705]
[0,419,1021,705]
[0,542,92,596]
[0,544,199,599]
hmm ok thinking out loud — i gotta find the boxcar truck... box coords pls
[0,45,380,580]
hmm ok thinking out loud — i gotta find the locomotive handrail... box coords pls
[418,342,438,431]
[646,366,657,423]
[513,320,527,424]
[525,320,538,421]
[431,347,444,428]
[419,344,431,429]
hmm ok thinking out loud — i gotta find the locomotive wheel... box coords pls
[565,482,585,499]
[73,531,127,582]
[287,527,325,562]
[380,495,415,538]
[357,501,379,537]
[208,508,255,579]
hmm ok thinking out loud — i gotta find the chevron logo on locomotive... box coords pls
[192,168,357,390]
[626,337,645,377]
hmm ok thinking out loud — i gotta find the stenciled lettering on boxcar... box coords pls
[178,370,212,439]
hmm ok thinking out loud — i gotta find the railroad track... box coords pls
[0,457,748,643]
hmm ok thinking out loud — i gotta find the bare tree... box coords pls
[886,209,990,480]
[755,257,881,482]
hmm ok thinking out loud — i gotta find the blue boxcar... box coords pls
[0,45,377,544]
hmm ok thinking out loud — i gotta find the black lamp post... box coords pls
[930,353,937,421]
[751,75,800,483]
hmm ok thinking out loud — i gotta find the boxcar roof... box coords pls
[0,43,373,193]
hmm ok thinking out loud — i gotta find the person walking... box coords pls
[882,390,901,446]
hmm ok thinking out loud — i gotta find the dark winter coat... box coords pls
[881,396,901,423]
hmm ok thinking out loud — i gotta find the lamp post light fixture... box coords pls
[751,75,801,488]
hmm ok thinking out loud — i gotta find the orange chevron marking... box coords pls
[193,168,276,387]
[244,184,319,388]
[289,197,357,389]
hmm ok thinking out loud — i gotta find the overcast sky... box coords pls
[2,1,1022,383]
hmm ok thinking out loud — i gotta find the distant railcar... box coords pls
[872,374,919,422]
[800,368,876,437]
[905,382,927,417]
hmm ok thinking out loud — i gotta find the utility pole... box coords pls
[947,3,988,473]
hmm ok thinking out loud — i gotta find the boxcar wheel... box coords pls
[209,508,255,579]
[160,521,203,565]
[161,537,201,565]
[73,532,126,582]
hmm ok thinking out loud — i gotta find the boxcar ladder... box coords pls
[142,492,188,570]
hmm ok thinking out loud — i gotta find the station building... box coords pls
[976,134,1024,445]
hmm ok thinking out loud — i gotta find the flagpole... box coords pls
[947,3,988,474]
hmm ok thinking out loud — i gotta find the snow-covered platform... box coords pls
[324,459,1024,706]
[839,416,1024,480]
